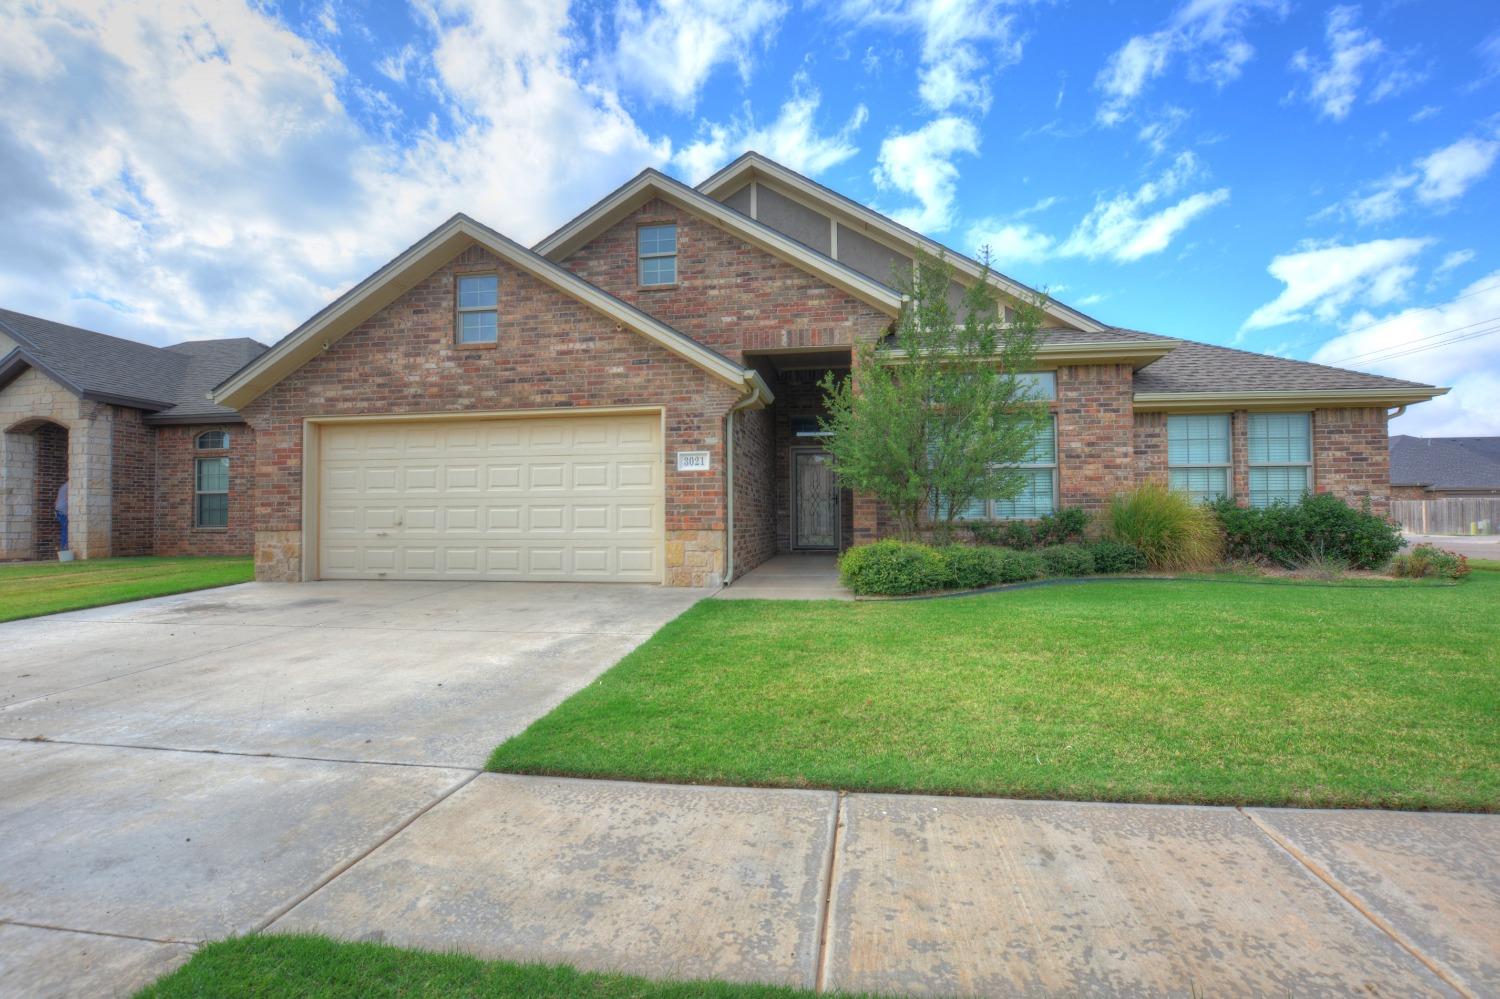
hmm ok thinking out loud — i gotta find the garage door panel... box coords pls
[319,414,663,582]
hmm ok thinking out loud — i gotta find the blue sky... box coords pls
[1,0,1498,434]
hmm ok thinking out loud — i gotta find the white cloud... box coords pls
[1435,249,1476,277]
[969,153,1228,265]
[1289,5,1424,121]
[1095,0,1286,125]
[1137,105,1190,155]
[376,43,419,84]
[1414,135,1500,204]
[1312,271,1500,435]
[0,0,669,346]
[872,116,981,232]
[1241,237,1433,332]
[671,78,867,183]
[1318,130,1500,224]
[1409,104,1440,123]
[609,0,788,111]
[835,0,1025,113]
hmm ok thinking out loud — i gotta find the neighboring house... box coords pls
[2,152,1446,583]
[1390,435,1500,498]
[0,310,266,561]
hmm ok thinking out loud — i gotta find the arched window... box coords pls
[195,430,229,450]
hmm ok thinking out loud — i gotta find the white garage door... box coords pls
[317,413,663,582]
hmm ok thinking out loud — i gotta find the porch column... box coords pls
[0,430,36,560]
[69,403,113,559]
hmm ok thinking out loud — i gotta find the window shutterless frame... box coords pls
[1247,412,1313,507]
[933,415,1058,521]
[195,456,230,529]
[195,430,229,450]
[637,224,677,287]
[1166,413,1231,503]
[455,272,499,345]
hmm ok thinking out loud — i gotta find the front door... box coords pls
[793,450,839,549]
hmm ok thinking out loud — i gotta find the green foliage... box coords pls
[839,540,950,595]
[818,250,1047,541]
[1087,539,1148,574]
[968,507,1090,548]
[1392,543,1470,580]
[1213,493,1404,570]
[940,545,1007,589]
[995,548,1046,582]
[1107,483,1223,571]
[1039,544,1096,577]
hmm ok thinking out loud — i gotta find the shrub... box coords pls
[967,507,1090,548]
[839,540,950,595]
[1088,539,1148,574]
[941,545,1007,589]
[1392,544,1470,580]
[994,548,1045,582]
[1039,544,1096,577]
[1214,493,1403,570]
[1106,483,1222,571]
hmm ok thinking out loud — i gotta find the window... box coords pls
[935,417,1057,521]
[195,457,229,528]
[456,273,498,344]
[638,224,677,286]
[1167,414,1230,503]
[791,416,829,438]
[195,430,228,450]
[1248,412,1312,507]
[1016,371,1056,401]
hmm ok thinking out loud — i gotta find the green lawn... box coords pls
[490,570,1499,812]
[135,935,855,999]
[0,556,253,623]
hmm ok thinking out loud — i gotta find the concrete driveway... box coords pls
[0,580,706,997]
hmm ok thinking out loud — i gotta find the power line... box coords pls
[1332,321,1500,367]
[1326,313,1500,365]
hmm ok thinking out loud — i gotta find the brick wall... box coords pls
[152,423,257,556]
[1056,364,1135,513]
[239,244,743,585]
[110,406,155,556]
[561,198,893,361]
[1313,407,1390,514]
[32,422,67,558]
[730,406,776,578]
[1132,411,1168,485]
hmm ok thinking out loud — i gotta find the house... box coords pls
[0,310,266,561]
[1,152,1446,583]
[1390,435,1500,498]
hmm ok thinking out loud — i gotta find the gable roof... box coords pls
[532,168,905,315]
[0,308,265,422]
[213,213,772,410]
[695,152,1108,334]
[1390,435,1500,490]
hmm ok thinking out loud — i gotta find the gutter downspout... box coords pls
[723,376,767,587]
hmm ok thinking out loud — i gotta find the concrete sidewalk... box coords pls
[269,774,1498,998]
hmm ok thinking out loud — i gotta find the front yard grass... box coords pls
[134,935,852,998]
[490,570,1499,812]
[0,556,252,623]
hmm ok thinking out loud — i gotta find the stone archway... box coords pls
[1,417,71,560]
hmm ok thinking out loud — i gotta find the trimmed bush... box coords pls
[1107,483,1222,571]
[839,540,950,595]
[1213,493,1403,570]
[1039,544,1095,577]
[1392,544,1470,580]
[941,545,1007,589]
[968,507,1090,549]
[994,548,1046,582]
[1088,539,1148,574]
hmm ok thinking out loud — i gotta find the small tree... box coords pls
[819,251,1048,542]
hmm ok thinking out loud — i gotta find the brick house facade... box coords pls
[2,153,1444,579]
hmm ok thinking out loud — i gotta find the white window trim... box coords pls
[638,224,678,286]
[1167,413,1232,502]
[455,272,498,344]
[1247,412,1314,507]
[194,456,230,529]
[194,430,229,450]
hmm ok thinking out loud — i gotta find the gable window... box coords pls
[1248,412,1312,507]
[1167,414,1230,503]
[456,273,498,344]
[638,224,677,286]
[195,430,229,450]
[195,457,229,528]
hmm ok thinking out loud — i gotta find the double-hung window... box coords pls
[456,273,498,344]
[638,224,677,286]
[1248,412,1312,507]
[1167,414,1231,503]
[195,456,229,528]
[992,416,1057,518]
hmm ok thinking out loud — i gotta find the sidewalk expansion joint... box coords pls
[0,735,483,772]
[0,918,196,947]
[1238,807,1472,999]
[814,790,847,994]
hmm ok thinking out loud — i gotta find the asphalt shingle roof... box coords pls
[1132,338,1433,394]
[0,308,266,422]
[1389,435,1500,489]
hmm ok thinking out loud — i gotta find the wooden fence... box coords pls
[1390,498,1500,535]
